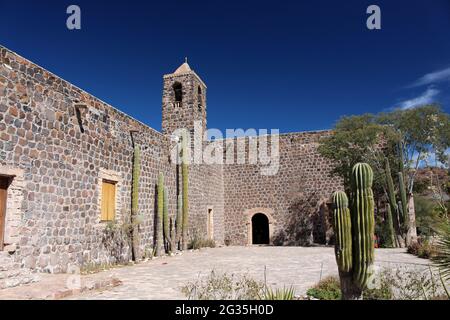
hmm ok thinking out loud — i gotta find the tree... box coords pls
[378,105,450,245]
[378,105,450,194]
[319,104,450,247]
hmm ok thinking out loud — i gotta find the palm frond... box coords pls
[431,221,450,284]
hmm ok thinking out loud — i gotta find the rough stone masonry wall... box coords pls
[0,46,183,273]
[223,132,343,246]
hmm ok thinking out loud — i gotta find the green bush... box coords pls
[306,276,341,300]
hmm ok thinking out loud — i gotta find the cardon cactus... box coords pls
[383,160,397,248]
[181,131,189,250]
[350,162,375,290]
[398,172,408,228]
[163,186,171,252]
[385,203,396,248]
[332,191,352,273]
[131,145,140,260]
[155,172,164,256]
[175,194,182,249]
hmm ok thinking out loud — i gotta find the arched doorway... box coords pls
[251,213,269,244]
[245,208,275,245]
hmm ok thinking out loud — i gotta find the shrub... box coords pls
[306,276,341,300]
[363,272,393,300]
[181,270,297,300]
[188,232,216,249]
[407,241,421,256]
[181,270,264,300]
[408,237,438,259]
[262,286,296,300]
[305,267,447,300]
[387,266,447,300]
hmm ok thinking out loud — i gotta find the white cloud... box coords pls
[411,66,450,87]
[399,87,440,109]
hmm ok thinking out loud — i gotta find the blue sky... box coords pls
[1,0,449,133]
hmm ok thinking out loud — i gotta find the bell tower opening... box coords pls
[197,86,202,111]
[173,82,183,107]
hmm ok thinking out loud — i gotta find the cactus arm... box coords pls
[384,159,401,234]
[351,163,375,290]
[175,194,182,249]
[333,191,352,273]
[163,185,171,251]
[181,131,189,250]
[398,172,408,228]
[385,203,396,248]
[155,172,164,256]
[131,145,141,260]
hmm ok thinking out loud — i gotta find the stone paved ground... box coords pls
[64,246,429,300]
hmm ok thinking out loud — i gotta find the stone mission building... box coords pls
[0,45,341,285]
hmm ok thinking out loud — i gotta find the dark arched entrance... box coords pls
[252,213,269,244]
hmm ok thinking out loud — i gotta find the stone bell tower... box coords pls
[161,59,207,136]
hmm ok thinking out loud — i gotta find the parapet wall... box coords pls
[0,46,224,272]
[223,131,343,245]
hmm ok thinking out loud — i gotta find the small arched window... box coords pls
[197,86,202,111]
[173,82,183,104]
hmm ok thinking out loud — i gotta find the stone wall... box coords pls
[223,132,343,246]
[0,46,224,273]
[0,44,340,277]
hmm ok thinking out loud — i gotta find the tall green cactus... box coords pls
[163,186,171,252]
[181,131,189,250]
[333,163,376,299]
[398,172,408,228]
[351,163,375,290]
[169,217,176,253]
[175,194,182,249]
[383,159,398,248]
[332,191,352,273]
[131,145,140,261]
[385,203,396,248]
[155,172,164,256]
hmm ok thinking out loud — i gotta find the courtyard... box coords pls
[60,246,426,300]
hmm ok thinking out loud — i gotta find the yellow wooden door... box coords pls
[101,181,116,221]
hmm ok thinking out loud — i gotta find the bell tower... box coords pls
[161,59,207,136]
